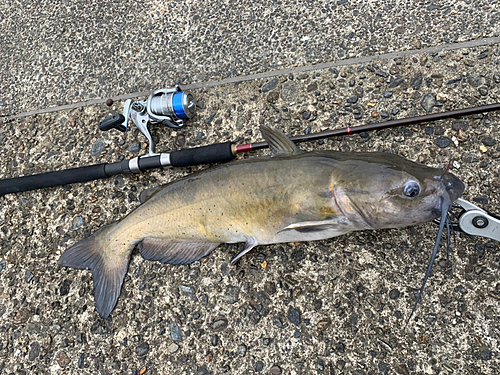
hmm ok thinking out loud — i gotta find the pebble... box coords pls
[196,100,205,109]
[106,99,113,106]
[273,317,284,329]
[59,279,72,296]
[375,69,389,78]
[78,353,85,369]
[434,126,445,136]
[389,78,404,88]
[411,74,423,89]
[180,285,197,301]
[91,139,106,156]
[211,335,219,346]
[269,365,282,374]
[238,344,247,356]
[128,142,141,153]
[204,113,216,125]
[306,81,318,92]
[383,91,393,98]
[29,342,41,361]
[478,86,489,96]
[435,136,452,148]
[262,78,278,92]
[466,74,484,88]
[211,318,228,332]
[425,126,434,135]
[452,121,469,132]
[170,322,183,342]
[197,366,212,375]
[281,81,298,102]
[56,351,71,368]
[421,93,437,112]
[347,95,358,104]
[76,333,86,344]
[255,361,265,372]
[389,289,400,300]
[267,91,279,103]
[478,51,488,59]
[224,286,239,304]
[447,77,462,85]
[378,362,390,375]
[464,59,475,67]
[482,137,496,146]
[287,306,301,326]
[24,269,34,283]
[135,342,149,356]
[292,250,305,262]
[166,343,179,354]
[474,345,492,360]
[302,111,311,120]
[70,215,84,231]
[473,196,489,205]
[329,68,339,78]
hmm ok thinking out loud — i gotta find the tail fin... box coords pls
[58,225,130,319]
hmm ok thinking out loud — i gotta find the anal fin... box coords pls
[230,237,258,266]
[139,238,220,265]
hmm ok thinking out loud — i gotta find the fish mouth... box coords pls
[430,172,465,219]
[439,171,466,202]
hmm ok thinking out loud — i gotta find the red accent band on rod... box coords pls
[236,144,253,153]
[346,127,352,135]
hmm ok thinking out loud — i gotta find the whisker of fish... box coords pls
[446,213,451,266]
[405,199,452,329]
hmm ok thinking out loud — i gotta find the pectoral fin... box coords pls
[230,237,258,266]
[278,220,340,233]
[139,238,220,265]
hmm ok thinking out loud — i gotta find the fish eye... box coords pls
[403,180,420,197]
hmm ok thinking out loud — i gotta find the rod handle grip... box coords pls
[0,164,110,197]
[170,142,235,167]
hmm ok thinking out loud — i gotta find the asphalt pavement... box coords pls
[0,1,499,374]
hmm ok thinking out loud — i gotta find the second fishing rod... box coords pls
[0,86,499,197]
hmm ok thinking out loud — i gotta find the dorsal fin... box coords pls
[260,125,303,156]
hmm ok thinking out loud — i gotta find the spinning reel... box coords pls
[99,86,196,156]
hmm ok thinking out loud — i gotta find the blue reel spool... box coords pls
[171,91,193,119]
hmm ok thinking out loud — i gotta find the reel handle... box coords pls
[98,114,127,132]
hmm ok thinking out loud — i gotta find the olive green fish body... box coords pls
[59,126,465,318]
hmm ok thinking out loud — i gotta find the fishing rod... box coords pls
[0,96,499,197]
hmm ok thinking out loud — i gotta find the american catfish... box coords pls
[59,126,465,319]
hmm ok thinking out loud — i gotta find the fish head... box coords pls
[331,153,465,230]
